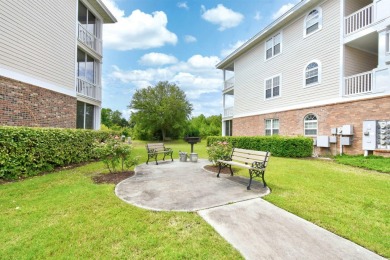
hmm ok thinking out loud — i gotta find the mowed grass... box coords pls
[0,160,242,259]
[1,139,389,258]
[334,155,390,173]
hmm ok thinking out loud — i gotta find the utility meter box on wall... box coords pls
[317,136,330,147]
[342,125,354,135]
[341,137,352,146]
[362,120,377,150]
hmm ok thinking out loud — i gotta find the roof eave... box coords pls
[89,0,117,23]
[216,0,317,69]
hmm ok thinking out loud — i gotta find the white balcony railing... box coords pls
[345,4,373,35]
[78,23,102,55]
[344,71,373,96]
[224,107,234,117]
[77,78,101,101]
[224,77,234,90]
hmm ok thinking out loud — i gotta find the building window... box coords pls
[305,61,321,86]
[77,101,95,129]
[265,33,281,59]
[78,1,100,37]
[77,49,99,84]
[224,120,233,136]
[386,29,390,54]
[304,8,322,37]
[265,75,281,99]
[265,119,279,136]
[304,114,318,136]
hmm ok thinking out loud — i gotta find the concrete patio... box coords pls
[115,159,384,260]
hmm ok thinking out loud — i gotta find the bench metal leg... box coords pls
[247,170,253,190]
[155,155,158,165]
[169,152,173,162]
[262,173,267,188]
[217,163,222,178]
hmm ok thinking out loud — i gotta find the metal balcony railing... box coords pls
[77,78,101,101]
[344,71,373,96]
[345,4,373,35]
[78,22,102,55]
[224,77,234,90]
[224,107,234,117]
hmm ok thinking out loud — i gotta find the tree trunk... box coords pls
[162,128,166,141]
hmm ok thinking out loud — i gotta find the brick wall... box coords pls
[233,95,390,155]
[0,76,76,128]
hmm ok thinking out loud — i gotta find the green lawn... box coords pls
[334,155,390,173]
[1,140,389,258]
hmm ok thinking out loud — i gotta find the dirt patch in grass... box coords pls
[92,171,134,185]
[204,165,232,175]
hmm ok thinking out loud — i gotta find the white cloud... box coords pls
[272,3,295,20]
[109,54,222,100]
[102,0,177,51]
[254,11,262,21]
[201,4,244,31]
[220,40,246,58]
[177,2,189,10]
[139,53,178,66]
[184,35,197,43]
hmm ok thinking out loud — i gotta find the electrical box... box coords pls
[342,125,354,135]
[329,136,337,143]
[340,137,351,146]
[377,120,390,149]
[317,136,330,147]
[331,128,337,135]
[313,138,317,146]
[337,127,343,135]
[362,120,377,150]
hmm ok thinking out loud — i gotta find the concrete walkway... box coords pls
[115,160,384,260]
[115,159,269,211]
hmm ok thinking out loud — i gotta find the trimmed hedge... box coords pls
[0,127,117,180]
[206,136,313,158]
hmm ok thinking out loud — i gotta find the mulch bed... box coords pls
[204,165,232,174]
[92,171,134,185]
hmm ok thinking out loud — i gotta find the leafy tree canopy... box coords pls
[188,114,222,137]
[101,108,129,128]
[129,81,193,140]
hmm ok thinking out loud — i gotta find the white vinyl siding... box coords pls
[0,1,77,91]
[233,0,340,118]
[344,46,378,77]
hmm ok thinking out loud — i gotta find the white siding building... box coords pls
[0,0,116,129]
[217,0,390,156]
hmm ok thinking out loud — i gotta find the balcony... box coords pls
[224,77,234,90]
[344,71,373,95]
[224,107,233,118]
[77,78,101,101]
[345,4,373,35]
[78,22,102,55]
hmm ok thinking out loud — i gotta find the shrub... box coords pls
[206,136,313,158]
[0,126,118,180]
[94,138,138,173]
[207,141,233,165]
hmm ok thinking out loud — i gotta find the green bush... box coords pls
[207,141,233,165]
[0,126,117,180]
[206,136,313,158]
[94,139,139,173]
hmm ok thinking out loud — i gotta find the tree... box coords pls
[101,108,129,128]
[129,81,193,140]
[188,114,222,137]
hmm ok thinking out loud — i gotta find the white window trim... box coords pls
[264,74,282,100]
[303,60,322,88]
[303,7,323,38]
[386,29,390,54]
[264,31,283,61]
[265,119,279,136]
[303,113,318,136]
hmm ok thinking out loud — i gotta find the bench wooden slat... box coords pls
[234,148,268,156]
[231,156,261,164]
[233,151,267,161]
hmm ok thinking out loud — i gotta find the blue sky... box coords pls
[101,0,299,119]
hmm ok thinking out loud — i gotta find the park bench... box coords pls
[146,143,173,165]
[217,148,270,190]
